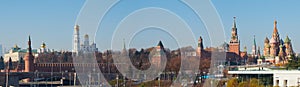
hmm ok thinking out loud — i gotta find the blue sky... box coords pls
[0,0,299,53]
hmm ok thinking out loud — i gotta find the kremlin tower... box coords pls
[24,36,34,82]
[229,17,240,56]
[24,36,34,72]
[252,35,257,57]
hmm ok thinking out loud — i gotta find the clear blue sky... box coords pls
[0,0,299,53]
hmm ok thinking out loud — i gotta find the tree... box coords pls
[227,78,238,87]
[249,78,263,87]
[286,55,299,69]
[238,81,248,87]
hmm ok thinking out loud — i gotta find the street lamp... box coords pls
[123,74,126,87]
[116,74,119,87]
[65,70,68,85]
[210,80,213,87]
[74,73,77,86]
[6,68,9,87]
[35,70,39,87]
[158,77,161,87]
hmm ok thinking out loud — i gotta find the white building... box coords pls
[73,25,80,54]
[73,25,98,54]
[80,34,97,53]
[4,45,37,62]
[37,42,51,53]
[229,70,300,87]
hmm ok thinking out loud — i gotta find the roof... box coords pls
[264,37,269,43]
[229,70,300,75]
[157,41,164,48]
[284,36,291,43]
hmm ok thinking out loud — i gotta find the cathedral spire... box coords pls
[271,19,280,44]
[233,16,237,28]
[273,19,278,34]
[230,17,238,43]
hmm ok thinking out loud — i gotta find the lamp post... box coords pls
[158,77,161,87]
[65,70,68,85]
[35,70,39,87]
[116,74,119,87]
[74,73,77,86]
[6,68,9,87]
[123,74,126,87]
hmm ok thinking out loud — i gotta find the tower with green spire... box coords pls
[284,36,294,57]
[252,35,257,57]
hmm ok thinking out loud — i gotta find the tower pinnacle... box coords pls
[252,35,257,56]
[230,17,238,43]
[233,16,237,28]
[28,35,32,54]
[273,19,278,34]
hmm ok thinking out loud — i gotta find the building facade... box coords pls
[260,20,294,65]
[37,42,51,53]
[196,17,248,65]
[73,25,98,54]
[4,44,37,62]
[229,70,300,87]
[229,17,240,56]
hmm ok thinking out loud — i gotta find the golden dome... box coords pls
[14,44,19,48]
[41,42,46,48]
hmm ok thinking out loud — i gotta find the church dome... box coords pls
[264,37,269,43]
[284,36,291,43]
[41,42,46,48]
